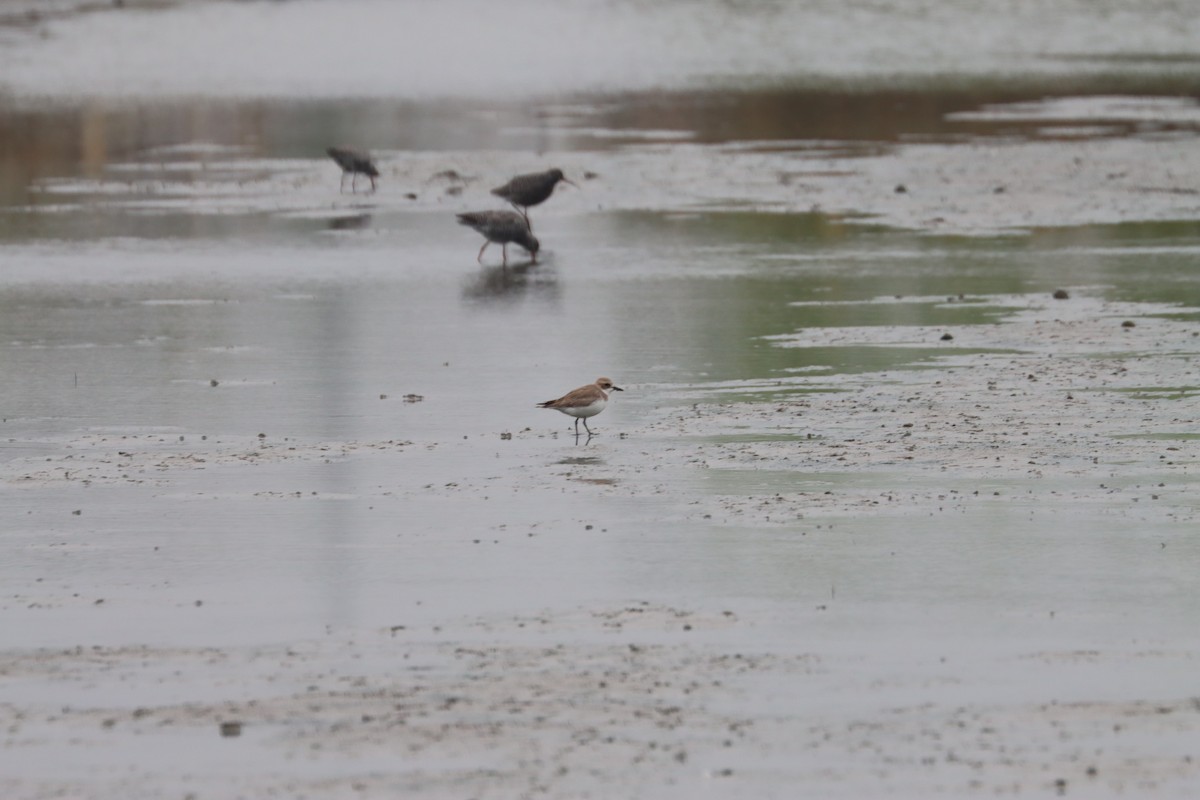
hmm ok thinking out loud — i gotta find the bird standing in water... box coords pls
[456,210,540,267]
[491,168,576,228]
[326,147,379,193]
[537,377,623,436]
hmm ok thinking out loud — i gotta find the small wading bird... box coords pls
[456,209,540,267]
[326,147,379,193]
[537,377,623,436]
[491,168,577,228]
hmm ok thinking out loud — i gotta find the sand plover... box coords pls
[537,377,623,435]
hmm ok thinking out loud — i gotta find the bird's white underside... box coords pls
[549,397,606,419]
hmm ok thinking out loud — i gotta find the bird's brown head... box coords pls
[596,377,623,392]
[521,232,541,263]
[550,168,578,188]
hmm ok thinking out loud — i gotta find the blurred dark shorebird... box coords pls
[456,210,540,267]
[326,147,379,193]
[491,168,576,227]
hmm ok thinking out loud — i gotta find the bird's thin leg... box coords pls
[507,202,532,231]
[583,418,593,435]
[574,418,581,435]
[351,173,359,194]
[501,244,508,267]
[369,175,377,193]
[339,173,347,194]
[477,242,489,264]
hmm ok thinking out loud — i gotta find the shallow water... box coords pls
[0,0,1197,653]
[3,0,1200,99]
[2,204,1198,647]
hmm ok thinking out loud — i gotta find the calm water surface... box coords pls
[1,0,1199,648]
[2,203,1196,645]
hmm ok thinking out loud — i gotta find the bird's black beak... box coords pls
[612,385,624,391]
[562,177,579,189]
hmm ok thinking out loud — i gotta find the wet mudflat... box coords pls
[2,1,1200,798]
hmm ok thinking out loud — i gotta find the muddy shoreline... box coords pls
[3,286,1198,797]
